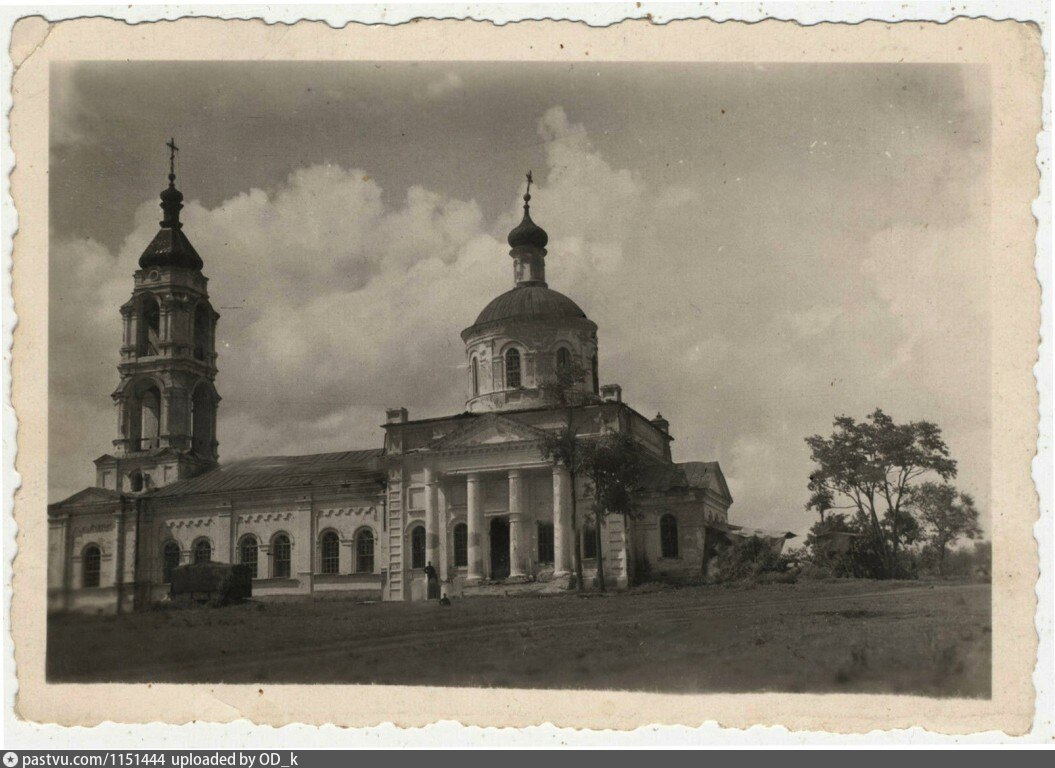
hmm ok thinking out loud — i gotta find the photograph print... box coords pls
[46,57,995,697]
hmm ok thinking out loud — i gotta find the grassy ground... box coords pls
[47,579,990,696]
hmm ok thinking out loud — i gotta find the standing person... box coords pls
[424,561,440,600]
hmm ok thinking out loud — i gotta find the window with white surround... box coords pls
[239,535,258,578]
[356,529,375,573]
[505,348,521,389]
[272,533,292,578]
[82,545,102,588]
[320,530,340,574]
[162,541,181,582]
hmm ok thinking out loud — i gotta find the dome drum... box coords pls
[463,321,599,414]
[462,176,601,414]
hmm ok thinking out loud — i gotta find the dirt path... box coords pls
[113,582,986,682]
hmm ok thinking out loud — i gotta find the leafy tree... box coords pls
[804,512,855,552]
[805,408,957,579]
[578,429,646,591]
[537,361,591,590]
[909,482,981,576]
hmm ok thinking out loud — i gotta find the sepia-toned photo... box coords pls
[8,16,1043,735]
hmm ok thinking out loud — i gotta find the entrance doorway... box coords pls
[489,517,510,579]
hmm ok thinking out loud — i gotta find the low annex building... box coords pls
[48,159,735,612]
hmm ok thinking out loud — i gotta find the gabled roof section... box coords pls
[640,460,732,503]
[49,486,122,512]
[150,449,384,498]
[427,413,548,451]
[94,446,184,466]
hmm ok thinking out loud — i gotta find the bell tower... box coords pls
[95,140,221,494]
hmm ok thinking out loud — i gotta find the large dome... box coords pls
[472,286,588,327]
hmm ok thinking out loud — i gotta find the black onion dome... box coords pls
[472,286,588,327]
[507,209,549,249]
[138,175,204,271]
[138,227,204,271]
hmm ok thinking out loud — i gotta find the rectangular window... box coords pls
[537,523,554,564]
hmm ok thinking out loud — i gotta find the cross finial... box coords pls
[166,137,179,181]
[524,170,533,210]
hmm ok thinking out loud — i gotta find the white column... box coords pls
[552,465,572,576]
[437,483,449,582]
[466,473,484,583]
[424,468,440,571]
[508,469,526,579]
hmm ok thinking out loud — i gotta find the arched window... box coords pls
[136,295,160,357]
[192,538,212,564]
[239,535,258,578]
[129,469,145,493]
[505,348,521,389]
[537,522,554,564]
[591,355,599,395]
[555,347,571,371]
[193,303,210,361]
[410,525,426,569]
[162,541,181,583]
[191,383,213,456]
[356,529,375,573]
[82,545,102,588]
[660,514,679,558]
[138,385,161,450]
[582,524,597,559]
[470,357,480,397]
[320,531,340,575]
[272,534,292,578]
[453,523,468,568]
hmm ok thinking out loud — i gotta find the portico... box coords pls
[420,462,574,588]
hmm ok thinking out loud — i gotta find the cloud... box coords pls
[49,103,992,544]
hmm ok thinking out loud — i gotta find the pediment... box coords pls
[50,486,121,509]
[431,414,546,450]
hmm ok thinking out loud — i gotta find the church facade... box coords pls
[48,160,734,613]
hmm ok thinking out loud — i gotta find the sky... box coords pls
[48,62,991,538]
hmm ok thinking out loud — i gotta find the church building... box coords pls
[48,154,735,613]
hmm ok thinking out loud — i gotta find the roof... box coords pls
[640,461,732,501]
[49,486,122,511]
[469,286,589,328]
[728,526,797,540]
[139,226,204,271]
[150,449,384,498]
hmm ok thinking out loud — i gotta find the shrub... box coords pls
[756,570,798,585]
[170,562,253,606]
[714,537,783,583]
[798,561,835,580]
